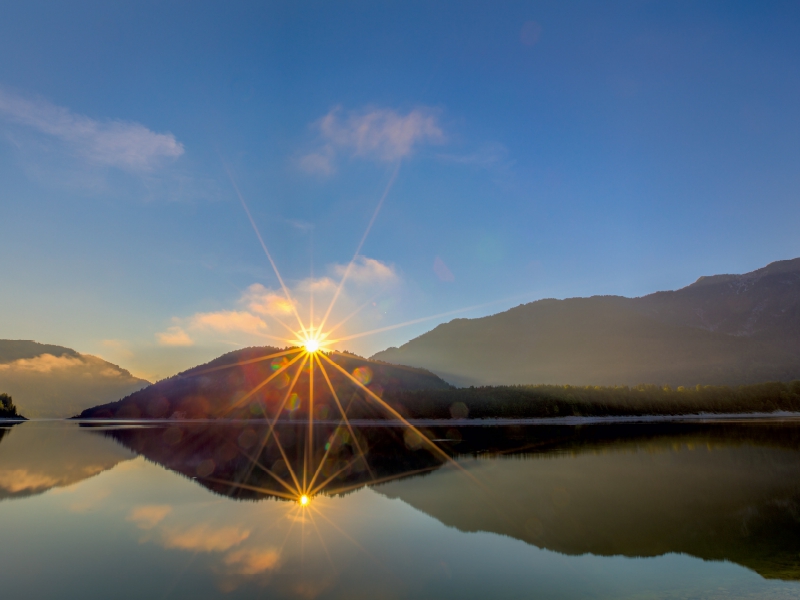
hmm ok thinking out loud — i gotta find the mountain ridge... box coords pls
[372,258,800,387]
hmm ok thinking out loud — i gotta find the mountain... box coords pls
[77,346,451,420]
[373,258,800,387]
[0,340,150,418]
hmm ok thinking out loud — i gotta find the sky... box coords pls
[1,1,799,381]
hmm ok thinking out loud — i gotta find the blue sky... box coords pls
[1,1,799,379]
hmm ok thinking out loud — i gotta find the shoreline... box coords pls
[45,411,800,427]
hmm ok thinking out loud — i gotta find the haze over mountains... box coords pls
[0,340,149,418]
[373,258,800,387]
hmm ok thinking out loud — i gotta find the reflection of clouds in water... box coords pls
[126,504,172,530]
[0,469,60,493]
[161,523,251,552]
[223,548,280,575]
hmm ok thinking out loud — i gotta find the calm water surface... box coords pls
[1,420,800,599]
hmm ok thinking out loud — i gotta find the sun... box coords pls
[299,494,310,506]
[303,338,320,353]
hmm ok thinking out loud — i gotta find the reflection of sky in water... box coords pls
[1,422,800,599]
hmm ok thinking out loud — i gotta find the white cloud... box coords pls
[156,326,194,347]
[189,311,269,335]
[156,256,400,348]
[242,285,296,317]
[0,353,84,373]
[0,88,184,172]
[300,106,444,174]
[333,256,399,286]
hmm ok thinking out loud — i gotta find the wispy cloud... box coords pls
[332,256,399,286]
[300,106,444,175]
[0,88,184,172]
[155,256,400,347]
[156,326,194,347]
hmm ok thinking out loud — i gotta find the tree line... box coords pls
[381,380,800,419]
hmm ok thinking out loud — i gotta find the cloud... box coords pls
[0,353,84,373]
[0,88,184,172]
[127,505,173,530]
[333,256,399,286]
[189,310,269,334]
[162,524,251,553]
[298,147,335,176]
[156,256,400,349]
[300,106,444,174]
[243,285,296,317]
[156,326,194,347]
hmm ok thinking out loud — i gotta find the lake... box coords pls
[1,419,799,599]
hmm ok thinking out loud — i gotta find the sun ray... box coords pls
[240,354,309,489]
[307,453,364,497]
[218,350,305,417]
[202,476,298,501]
[262,311,306,341]
[270,429,304,494]
[319,465,442,497]
[314,354,375,483]
[306,507,335,569]
[308,504,385,570]
[319,353,472,475]
[325,294,537,346]
[182,347,301,378]
[237,449,300,497]
[321,291,385,341]
[305,353,315,493]
[316,161,401,334]
[223,161,309,337]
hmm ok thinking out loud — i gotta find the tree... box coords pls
[0,393,19,418]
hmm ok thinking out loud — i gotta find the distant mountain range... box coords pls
[0,340,150,418]
[373,258,800,387]
[77,346,450,420]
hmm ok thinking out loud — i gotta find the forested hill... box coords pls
[372,258,800,387]
[77,346,451,420]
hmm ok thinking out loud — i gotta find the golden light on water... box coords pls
[205,163,482,542]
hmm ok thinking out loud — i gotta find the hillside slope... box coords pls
[372,258,800,387]
[0,340,150,418]
[78,346,451,419]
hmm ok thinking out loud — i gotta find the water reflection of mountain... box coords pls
[0,422,135,500]
[91,422,447,500]
[90,422,800,580]
[376,422,800,582]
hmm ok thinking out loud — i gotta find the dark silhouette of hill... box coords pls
[373,258,800,387]
[77,346,452,420]
[374,421,800,581]
[0,340,149,418]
